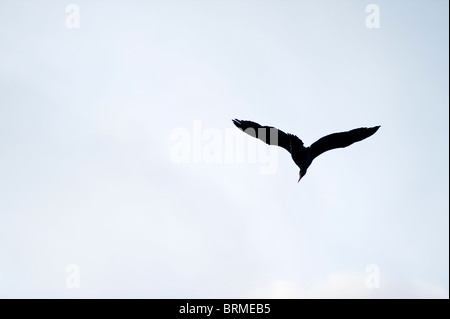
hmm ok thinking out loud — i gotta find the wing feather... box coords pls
[232,119,303,154]
[309,126,380,159]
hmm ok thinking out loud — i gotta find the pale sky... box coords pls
[0,0,448,298]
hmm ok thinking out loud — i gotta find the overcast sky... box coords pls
[0,0,448,298]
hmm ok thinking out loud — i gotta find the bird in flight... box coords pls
[232,119,380,182]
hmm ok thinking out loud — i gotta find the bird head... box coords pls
[298,168,307,182]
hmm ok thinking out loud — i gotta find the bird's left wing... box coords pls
[232,119,302,154]
[309,126,380,160]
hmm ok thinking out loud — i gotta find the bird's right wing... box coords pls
[232,119,302,154]
[309,126,380,160]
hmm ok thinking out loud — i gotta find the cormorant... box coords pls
[232,119,380,182]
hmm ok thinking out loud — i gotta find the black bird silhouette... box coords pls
[232,119,380,182]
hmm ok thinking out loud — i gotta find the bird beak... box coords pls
[298,173,303,183]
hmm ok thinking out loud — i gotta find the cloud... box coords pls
[409,280,449,299]
[247,273,449,299]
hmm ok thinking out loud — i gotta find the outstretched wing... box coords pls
[232,119,303,154]
[309,126,380,159]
